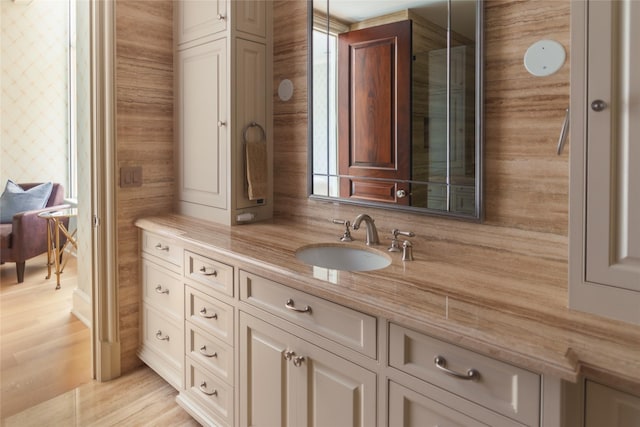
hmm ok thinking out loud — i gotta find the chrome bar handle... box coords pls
[199,307,218,319]
[285,299,311,314]
[434,356,479,381]
[199,266,218,277]
[557,107,570,155]
[199,346,218,358]
[199,381,218,396]
[155,330,169,341]
[155,285,169,295]
[154,243,169,252]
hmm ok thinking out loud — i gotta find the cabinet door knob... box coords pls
[591,99,607,112]
[292,355,305,367]
[218,120,226,127]
[396,189,407,198]
[216,13,226,21]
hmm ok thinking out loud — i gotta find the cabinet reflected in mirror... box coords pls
[310,0,482,219]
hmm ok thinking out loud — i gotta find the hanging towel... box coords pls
[245,141,268,200]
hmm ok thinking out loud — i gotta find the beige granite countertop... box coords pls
[136,214,640,390]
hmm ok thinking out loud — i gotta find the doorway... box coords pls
[0,0,93,417]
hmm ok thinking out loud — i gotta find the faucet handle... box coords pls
[402,240,414,261]
[389,229,415,252]
[332,219,353,242]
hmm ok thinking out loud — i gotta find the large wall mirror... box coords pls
[309,0,483,219]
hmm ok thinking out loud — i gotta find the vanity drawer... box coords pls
[186,324,233,385]
[185,358,233,427]
[239,270,377,358]
[389,323,540,426]
[185,251,234,297]
[186,285,234,346]
[142,258,183,319]
[141,304,183,371]
[142,231,183,269]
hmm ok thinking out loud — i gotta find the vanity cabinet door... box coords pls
[570,0,640,325]
[585,381,640,427]
[240,312,376,427]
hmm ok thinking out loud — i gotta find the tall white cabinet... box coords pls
[569,0,640,325]
[175,0,273,225]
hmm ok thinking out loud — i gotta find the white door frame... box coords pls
[90,0,120,381]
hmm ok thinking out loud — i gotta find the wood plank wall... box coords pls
[273,0,570,236]
[115,0,174,373]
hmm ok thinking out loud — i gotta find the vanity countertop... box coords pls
[135,214,640,389]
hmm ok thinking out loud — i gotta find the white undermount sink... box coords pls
[295,243,391,272]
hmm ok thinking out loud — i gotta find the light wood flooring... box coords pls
[1,254,198,425]
[1,254,91,418]
[2,366,198,426]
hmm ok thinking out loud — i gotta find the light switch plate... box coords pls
[120,166,142,188]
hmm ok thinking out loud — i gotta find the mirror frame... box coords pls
[307,0,484,221]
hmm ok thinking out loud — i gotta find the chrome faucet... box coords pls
[352,214,379,245]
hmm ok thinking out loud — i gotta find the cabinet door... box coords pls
[240,313,377,427]
[176,0,226,46]
[569,0,640,325]
[585,381,640,427]
[235,39,268,209]
[240,313,293,427]
[296,339,377,427]
[177,39,228,211]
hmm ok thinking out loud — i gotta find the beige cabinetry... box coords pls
[137,224,582,427]
[239,310,377,427]
[179,253,235,427]
[570,0,640,325]
[585,381,640,427]
[388,323,540,426]
[138,232,185,390]
[175,0,273,225]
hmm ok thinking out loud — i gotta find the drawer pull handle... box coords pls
[155,285,169,295]
[199,381,218,396]
[434,356,479,381]
[199,345,218,358]
[155,330,170,341]
[285,299,311,314]
[199,266,218,277]
[154,243,169,252]
[199,307,218,319]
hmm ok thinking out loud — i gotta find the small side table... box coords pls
[38,208,78,289]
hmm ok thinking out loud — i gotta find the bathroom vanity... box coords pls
[136,214,640,427]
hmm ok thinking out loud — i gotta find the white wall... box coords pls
[0,0,69,191]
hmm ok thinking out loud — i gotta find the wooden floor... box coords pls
[1,366,199,426]
[0,254,197,425]
[0,254,91,419]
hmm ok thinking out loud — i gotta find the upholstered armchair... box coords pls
[0,183,68,283]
